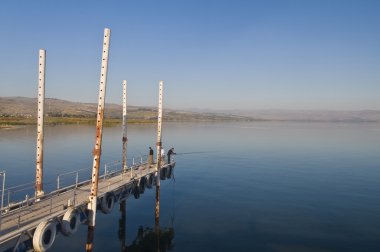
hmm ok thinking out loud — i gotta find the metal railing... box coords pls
[0,154,150,215]
[0,153,168,237]
[56,167,91,190]
[0,172,5,210]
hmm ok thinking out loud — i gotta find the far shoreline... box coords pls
[1,116,378,129]
[0,116,260,128]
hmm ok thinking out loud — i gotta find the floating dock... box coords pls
[0,161,175,251]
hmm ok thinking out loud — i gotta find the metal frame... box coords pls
[122,80,128,171]
[35,49,46,197]
[87,28,111,232]
[0,171,5,210]
[155,80,164,227]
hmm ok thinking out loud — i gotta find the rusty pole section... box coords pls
[122,80,128,172]
[155,80,163,228]
[35,49,46,197]
[86,28,111,252]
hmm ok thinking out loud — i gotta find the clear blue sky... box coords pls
[0,0,379,110]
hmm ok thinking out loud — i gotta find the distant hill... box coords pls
[1,97,379,123]
[224,109,380,123]
[0,97,254,122]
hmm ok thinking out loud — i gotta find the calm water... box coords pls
[1,122,380,252]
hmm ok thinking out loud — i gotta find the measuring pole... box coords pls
[122,80,128,172]
[35,49,46,197]
[0,171,5,210]
[86,28,111,252]
[155,80,163,228]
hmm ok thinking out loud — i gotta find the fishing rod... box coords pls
[175,151,217,155]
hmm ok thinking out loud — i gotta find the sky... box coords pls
[0,0,379,111]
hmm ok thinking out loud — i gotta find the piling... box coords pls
[155,80,164,228]
[86,28,111,252]
[35,49,46,197]
[122,80,128,171]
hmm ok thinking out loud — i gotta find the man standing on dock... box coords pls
[167,148,176,164]
[148,147,154,167]
[161,147,165,163]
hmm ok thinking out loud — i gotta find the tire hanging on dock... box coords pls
[100,193,115,214]
[133,183,140,199]
[33,220,57,252]
[120,185,132,200]
[61,207,80,236]
[139,177,147,194]
[160,167,167,180]
[166,165,173,179]
[146,174,153,188]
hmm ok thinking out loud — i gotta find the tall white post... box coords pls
[122,80,128,172]
[35,49,46,197]
[155,80,163,228]
[86,28,111,252]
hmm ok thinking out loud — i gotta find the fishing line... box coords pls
[175,151,218,156]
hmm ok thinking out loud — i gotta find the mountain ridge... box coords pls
[0,96,253,122]
[1,96,380,123]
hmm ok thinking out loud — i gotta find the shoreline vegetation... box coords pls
[1,114,379,129]
[0,115,257,128]
[0,117,125,127]
[1,97,380,128]
[0,97,257,128]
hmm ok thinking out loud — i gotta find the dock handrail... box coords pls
[0,158,175,250]
[56,167,91,190]
[0,172,4,211]
[0,154,149,214]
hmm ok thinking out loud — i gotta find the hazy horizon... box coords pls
[2,96,380,115]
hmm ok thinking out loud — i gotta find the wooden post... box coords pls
[86,28,111,252]
[122,80,128,172]
[155,80,163,228]
[35,49,46,197]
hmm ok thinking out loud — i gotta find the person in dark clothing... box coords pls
[167,148,176,163]
[148,147,154,166]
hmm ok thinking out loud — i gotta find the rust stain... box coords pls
[85,225,95,252]
[36,182,42,192]
[92,148,101,156]
[89,107,105,198]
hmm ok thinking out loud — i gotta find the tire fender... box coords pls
[61,207,80,236]
[33,220,57,252]
[100,193,115,214]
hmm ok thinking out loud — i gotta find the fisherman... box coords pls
[161,147,165,163]
[167,148,176,163]
[148,147,154,167]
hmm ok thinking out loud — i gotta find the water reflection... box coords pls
[118,200,127,251]
[118,200,175,252]
[124,226,174,252]
[3,122,380,251]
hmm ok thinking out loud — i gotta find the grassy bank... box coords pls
[0,113,257,128]
[0,117,158,127]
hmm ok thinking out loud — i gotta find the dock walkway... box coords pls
[0,160,175,251]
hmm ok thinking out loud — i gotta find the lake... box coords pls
[1,121,380,252]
